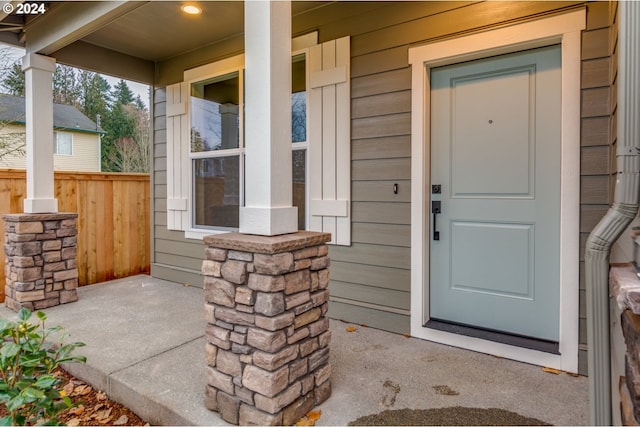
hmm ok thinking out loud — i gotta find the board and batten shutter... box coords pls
[165,82,190,231]
[309,36,351,245]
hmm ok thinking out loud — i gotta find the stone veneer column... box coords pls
[610,266,640,425]
[3,213,78,311]
[202,231,332,425]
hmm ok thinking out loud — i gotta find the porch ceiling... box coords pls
[3,1,329,61]
[82,2,245,63]
[0,1,335,83]
[82,1,332,62]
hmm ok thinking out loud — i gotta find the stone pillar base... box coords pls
[202,231,332,425]
[3,213,79,311]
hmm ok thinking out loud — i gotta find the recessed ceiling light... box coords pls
[181,4,202,15]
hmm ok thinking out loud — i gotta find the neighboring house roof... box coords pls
[0,94,106,135]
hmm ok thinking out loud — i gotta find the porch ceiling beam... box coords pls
[52,40,154,85]
[23,1,148,55]
[0,31,21,47]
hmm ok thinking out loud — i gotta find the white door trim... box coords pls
[408,9,585,372]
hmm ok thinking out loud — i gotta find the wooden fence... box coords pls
[0,169,150,302]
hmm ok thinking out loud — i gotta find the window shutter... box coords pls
[308,36,351,245]
[166,82,189,231]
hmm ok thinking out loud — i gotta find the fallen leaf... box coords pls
[73,384,93,396]
[63,382,75,396]
[183,283,190,287]
[359,324,368,328]
[542,367,562,375]
[306,410,322,422]
[402,333,411,338]
[66,418,81,427]
[296,418,315,426]
[96,391,108,401]
[69,405,85,416]
[566,371,580,377]
[92,408,113,423]
[114,415,129,425]
[346,325,357,332]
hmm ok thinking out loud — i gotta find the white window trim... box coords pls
[408,10,585,372]
[183,49,312,240]
[292,142,310,231]
[292,47,311,232]
[184,55,244,239]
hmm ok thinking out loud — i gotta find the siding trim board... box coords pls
[408,9,585,372]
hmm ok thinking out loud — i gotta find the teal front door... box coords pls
[429,45,562,342]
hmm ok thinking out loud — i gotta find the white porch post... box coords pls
[22,53,58,213]
[239,0,297,236]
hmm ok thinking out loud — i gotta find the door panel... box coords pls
[451,66,535,198]
[429,45,561,342]
[450,221,534,299]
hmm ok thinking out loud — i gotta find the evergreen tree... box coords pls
[79,71,111,125]
[0,58,150,172]
[101,101,137,171]
[100,79,150,172]
[2,62,24,96]
[2,62,83,107]
[52,65,81,106]
[134,94,146,111]
[112,79,134,105]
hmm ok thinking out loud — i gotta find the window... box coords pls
[292,53,308,230]
[54,131,72,155]
[187,54,308,232]
[167,36,351,244]
[190,71,242,229]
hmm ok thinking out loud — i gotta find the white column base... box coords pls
[24,198,59,214]
[239,206,298,236]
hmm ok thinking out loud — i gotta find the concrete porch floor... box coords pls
[0,275,589,425]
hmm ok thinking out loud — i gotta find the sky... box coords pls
[0,44,150,108]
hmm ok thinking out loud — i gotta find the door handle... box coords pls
[432,201,441,241]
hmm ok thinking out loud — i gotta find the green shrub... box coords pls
[0,308,86,426]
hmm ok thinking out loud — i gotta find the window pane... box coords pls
[194,156,240,228]
[292,54,306,143]
[191,72,240,152]
[54,132,72,155]
[292,149,306,230]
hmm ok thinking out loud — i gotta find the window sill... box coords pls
[185,228,238,241]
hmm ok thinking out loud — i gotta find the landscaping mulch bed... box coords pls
[348,406,551,426]
[0,369,148,426]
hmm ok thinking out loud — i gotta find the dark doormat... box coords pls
[348,406,551,426]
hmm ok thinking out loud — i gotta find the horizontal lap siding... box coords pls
[151,87,205,287]
[578,1,615,375]
[0,125,101,172]
[302,0,586,336]
[330,23,413,332]
[150,2,608,373]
